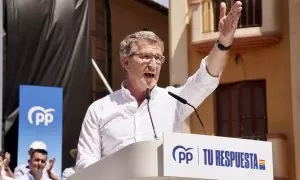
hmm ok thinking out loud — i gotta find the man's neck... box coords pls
[127,81,146,106]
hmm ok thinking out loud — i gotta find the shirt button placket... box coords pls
[133,114,137,142]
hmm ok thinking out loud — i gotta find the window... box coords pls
[213,0,262,32]
[215,80,267,140]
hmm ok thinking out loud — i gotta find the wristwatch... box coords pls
[216,40,232,51]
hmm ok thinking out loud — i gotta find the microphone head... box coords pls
[168,91,187,104]
[146,88,151,100]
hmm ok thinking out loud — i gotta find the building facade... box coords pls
[169,0,300,179]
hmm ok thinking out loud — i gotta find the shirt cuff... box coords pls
[203,57,222,78]
[197,57,221,84]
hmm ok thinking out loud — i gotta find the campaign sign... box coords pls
[18,85,63,177]
[163,132,273,180]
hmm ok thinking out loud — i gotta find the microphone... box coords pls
[146,88,158,139]
[168,91,208,135]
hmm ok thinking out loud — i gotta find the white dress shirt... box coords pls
[14,164,50,179]
[75,58,220,172]
[13,164,28,178]
[16,171,51,180]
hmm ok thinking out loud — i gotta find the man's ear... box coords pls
[121,56,130,71]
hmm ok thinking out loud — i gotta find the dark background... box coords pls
[3,0,92,170]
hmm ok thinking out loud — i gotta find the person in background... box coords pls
[61,148,77,180]
[0,152,15,180]
[16,148,57,180]
[14,141,56,179]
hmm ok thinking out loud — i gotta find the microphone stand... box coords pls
[146,88,158,139]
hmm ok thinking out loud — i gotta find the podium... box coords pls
[69,133,273,180]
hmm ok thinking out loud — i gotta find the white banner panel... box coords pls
[163,133,273,180]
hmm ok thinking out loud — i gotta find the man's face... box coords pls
[122,40,164,92]
[28,152,47,174]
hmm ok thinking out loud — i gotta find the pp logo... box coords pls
[28,106,55,126]
[172,145,193,164]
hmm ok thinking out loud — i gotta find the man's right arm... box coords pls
[75,103,102,172]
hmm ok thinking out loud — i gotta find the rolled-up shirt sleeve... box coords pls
[177,57,221,121]
[75,102,102,172]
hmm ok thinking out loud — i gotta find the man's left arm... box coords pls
[175,1,242,121]
[46,158,58,180]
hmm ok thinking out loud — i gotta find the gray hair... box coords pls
[120,31,164,59]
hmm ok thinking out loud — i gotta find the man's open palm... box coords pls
[218,1,243,46]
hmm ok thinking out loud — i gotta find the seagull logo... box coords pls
[28,106,55,126]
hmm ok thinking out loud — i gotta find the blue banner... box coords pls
[18,85,63,177]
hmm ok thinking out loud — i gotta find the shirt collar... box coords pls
[120,80,160,102]
[121,80,135,102]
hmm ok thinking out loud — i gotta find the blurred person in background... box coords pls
[14,141,56,179]
[15,148,57,180]
[0,151,15,180]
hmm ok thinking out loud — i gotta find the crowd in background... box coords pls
[0,141,76,180]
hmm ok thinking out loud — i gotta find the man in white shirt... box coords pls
[16,149,58,180]
[14,141,56,180]
[75,1,243,172]
[14,141,47,178]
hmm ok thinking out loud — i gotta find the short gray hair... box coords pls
[120,31,164,59]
